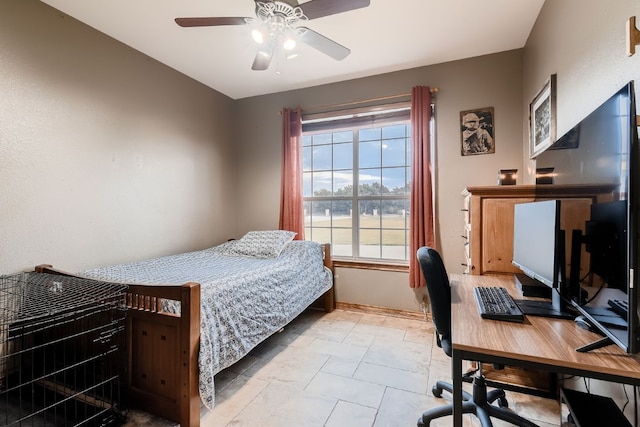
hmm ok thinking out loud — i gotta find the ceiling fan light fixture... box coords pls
[251,28,265,44]
[283,37,296,50]
[176,0,370,72]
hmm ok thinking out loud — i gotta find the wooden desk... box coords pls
[450,274,640,427]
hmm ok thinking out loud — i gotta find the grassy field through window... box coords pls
[306,215,408,245]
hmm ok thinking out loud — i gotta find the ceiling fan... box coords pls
[175,0,371,71]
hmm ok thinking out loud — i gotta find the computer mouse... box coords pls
[574,315,593,331]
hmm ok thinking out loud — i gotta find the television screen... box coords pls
[535,81,638,353]
[536,85,630,196]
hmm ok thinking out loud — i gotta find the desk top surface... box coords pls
[450,273,640,381]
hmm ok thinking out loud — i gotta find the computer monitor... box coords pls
[511,199,574,319]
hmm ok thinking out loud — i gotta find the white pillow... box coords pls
[223,230,297,259]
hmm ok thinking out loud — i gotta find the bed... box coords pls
[34,231,334,427]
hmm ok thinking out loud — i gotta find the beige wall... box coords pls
[232,50,525,311]
[523,0,640,182]
[0,1,236,273]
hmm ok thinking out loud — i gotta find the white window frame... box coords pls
[302,103,412,264]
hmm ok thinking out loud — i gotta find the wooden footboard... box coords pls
[33,242,334,426]
[34,265,201,427]
[123,283,200,427]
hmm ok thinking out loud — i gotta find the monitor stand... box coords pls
[514,288,575,320]
[515,300,576,319]
[576,336,614,353]
[515,274,552,299]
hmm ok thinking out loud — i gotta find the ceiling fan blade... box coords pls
[175,17,249,27]
[251,43,276,70]
[299,0,370,20]
[299,27,350,61]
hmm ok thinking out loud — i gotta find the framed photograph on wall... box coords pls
[529,74,556,158]
[460,107,495,156]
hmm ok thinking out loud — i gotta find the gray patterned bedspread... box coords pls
[81,240,333,409]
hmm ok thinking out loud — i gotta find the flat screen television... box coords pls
[534,81,639,353]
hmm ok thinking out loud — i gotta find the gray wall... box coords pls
[523,0,640,182]
[0,0,236,273]
[232,50,524,311]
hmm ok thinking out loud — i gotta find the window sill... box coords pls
[333,259,409,273]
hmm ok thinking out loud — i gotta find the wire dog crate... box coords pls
[0,272,127,426]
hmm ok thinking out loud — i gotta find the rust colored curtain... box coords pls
[279,107,304,239]
[409,86,435,288]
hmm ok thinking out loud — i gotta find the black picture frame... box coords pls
[529,74,557,158]
[460,107,495,156]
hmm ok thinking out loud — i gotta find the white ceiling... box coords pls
[40,0,545,100]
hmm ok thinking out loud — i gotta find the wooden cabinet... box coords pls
[473,196,533,274]
[462,184,616,277]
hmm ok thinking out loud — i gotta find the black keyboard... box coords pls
[608,299,629,318]
[474,287,525,322]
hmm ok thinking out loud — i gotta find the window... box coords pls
[302,107,411,262]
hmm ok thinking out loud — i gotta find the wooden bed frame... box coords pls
[34,243,334,427]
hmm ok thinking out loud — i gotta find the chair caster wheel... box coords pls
[432,386,442,397]
[497,397,508,408]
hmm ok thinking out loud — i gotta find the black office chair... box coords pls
[416,246,539,427]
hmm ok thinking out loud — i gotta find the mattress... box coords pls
[81,239,333,408]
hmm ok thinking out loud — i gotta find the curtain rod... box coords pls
[301,87,439,114]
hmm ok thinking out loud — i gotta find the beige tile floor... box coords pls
[124,309,562,427]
